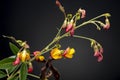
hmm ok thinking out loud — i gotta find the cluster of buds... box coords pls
[33,51,45,62]
[91,40,103,62]
[50,47,75,60]
[13,49,30,65]
[63,19,75,36]
[56,0,86,36]
[61,9,86,36]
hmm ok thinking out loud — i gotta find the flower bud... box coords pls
[33,51,40,56]
[66,20,74,32]
[66,23,73,32]
[33,51,41,60]
[13,57,20,66]
[28,62,33,73]
[56,0,65,13]
[56,0,61,7]
[78,8,86,18]
[103,18,110,29]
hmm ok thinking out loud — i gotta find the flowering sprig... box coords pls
[0,0,111,80]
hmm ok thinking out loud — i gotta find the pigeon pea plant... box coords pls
[0,0,111,80]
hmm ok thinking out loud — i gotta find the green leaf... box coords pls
[7,64,21,80]
[9,42,20,55]
[0,70,7,78]
[0,57,15,64]
[0,62,14,69]
[19,63,27,80]
[12,76,19,80]
[8,65,17,74]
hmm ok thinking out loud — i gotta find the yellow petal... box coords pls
[64,48,75,59]
[21,52,26,62]
[50,48,62,59]
[64,54,73,58]
[20,49,30,62]
[26,53,30,60]
[38,56,45,61]
[69,48,75,55]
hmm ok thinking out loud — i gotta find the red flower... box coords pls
[97,54,103,62]
[13,57,20,66]
[65,20,75,36]
[65,23,73,32]
[94,50,100,57]
[94,50,103,62]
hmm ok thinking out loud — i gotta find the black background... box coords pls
[0,0,120,80]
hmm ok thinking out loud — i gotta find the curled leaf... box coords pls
[50,65,60,80]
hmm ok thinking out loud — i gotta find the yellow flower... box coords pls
[38,56,45,61]
[50,48,62,59]
[33,51,45,61]
[63,47,75,58]
[18,49,30,62]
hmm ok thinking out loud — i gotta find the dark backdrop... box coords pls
[0,0,120,80]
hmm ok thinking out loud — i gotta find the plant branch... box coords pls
[30,30,69,62]
[5,69,9,78]
[75,13,109,29]
[73,35,94,42]
[27,73,40,79]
